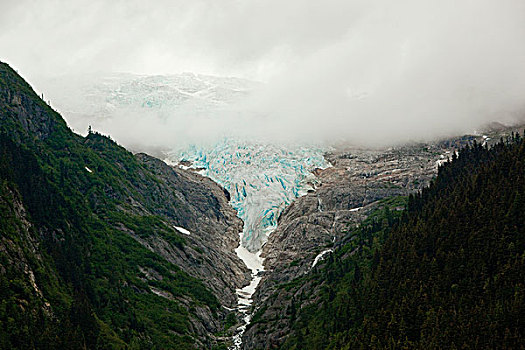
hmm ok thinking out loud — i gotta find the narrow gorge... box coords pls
[169,140,329,348]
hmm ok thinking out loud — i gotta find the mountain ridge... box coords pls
[0,61,249,348]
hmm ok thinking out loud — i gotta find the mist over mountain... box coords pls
[2,0,525,149]
[40,72,262,152]
[1,1,524,349]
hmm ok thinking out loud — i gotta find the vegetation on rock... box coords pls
[0,62,231,349]
[273,135,524,349]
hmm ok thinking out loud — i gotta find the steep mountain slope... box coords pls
[353,137,525,349]
[246,135,524,349]
[0,62,249,348]
[242,142,449,348]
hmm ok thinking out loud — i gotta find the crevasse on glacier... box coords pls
[172,139,328,252]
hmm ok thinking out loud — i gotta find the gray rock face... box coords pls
[0,185,50,307]
[134,153,251,307]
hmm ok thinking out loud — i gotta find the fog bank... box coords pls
[2,0,525,148]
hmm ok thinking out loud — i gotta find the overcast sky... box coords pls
[1,0,525,147]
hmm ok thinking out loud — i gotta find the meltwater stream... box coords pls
[169,138,328,348]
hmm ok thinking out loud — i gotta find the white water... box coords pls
[231,245,264,349]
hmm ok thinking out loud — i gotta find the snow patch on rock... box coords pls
[312,249,333,269]
[174,226,191,236]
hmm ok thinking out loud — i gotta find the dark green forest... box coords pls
[280,136,524,349]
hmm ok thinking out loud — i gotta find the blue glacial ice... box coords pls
[170,138,329,252]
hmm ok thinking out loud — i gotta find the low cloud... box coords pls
[242,0,525,145]
[2,0,525,149]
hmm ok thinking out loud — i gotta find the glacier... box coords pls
[170,139,328,252]
[168,138,328,350]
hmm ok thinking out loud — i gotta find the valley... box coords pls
[1,64,523,349]
[2,0,525,348]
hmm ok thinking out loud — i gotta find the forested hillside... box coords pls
[0,62,244,349]
[280,136,524,349]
